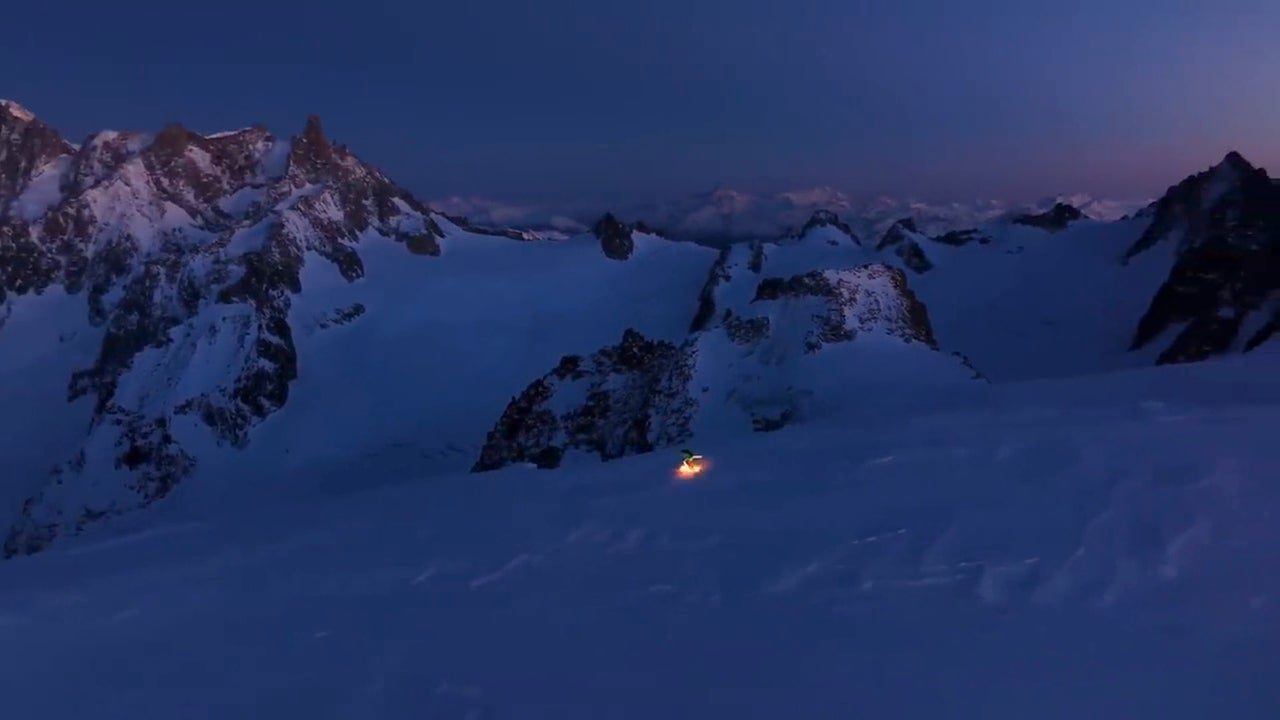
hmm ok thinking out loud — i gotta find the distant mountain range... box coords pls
[432,188,1151,246]
[2,97,1278,557]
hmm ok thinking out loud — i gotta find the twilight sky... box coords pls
[4,0,1277,207]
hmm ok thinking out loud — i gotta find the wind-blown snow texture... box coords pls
[1,100,1279,718]
[1,352,1278,718]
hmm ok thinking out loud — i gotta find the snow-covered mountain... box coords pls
[473,223,978,472]
[1,98,1277,562]
[0,100,467,554]
[1123,151,1280,362]
[434,187,1149,246]
[0,99,711,548]
[2,99,1280,718]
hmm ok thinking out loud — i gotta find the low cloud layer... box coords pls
[432,188,1150,243]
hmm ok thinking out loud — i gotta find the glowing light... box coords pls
[674,458,709,481]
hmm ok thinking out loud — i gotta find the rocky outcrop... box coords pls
[473,329,698,472]
[593,213,636,260]
[1124,152,1261,261]
[473,254,960,472]
[1,103,450,556]
[876,218,934,273]
[690,246,733,332]
[1,100,76,214]
[1012,202,1087,231]
[1127,152,1280,363]
[688,240,766,333]
[932,228,992,246]
[705,263,948,432]
[796,209,860,246]
[753,265,938,350]
[316,302,366,329]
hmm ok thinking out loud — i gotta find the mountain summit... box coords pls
[1,109,447,555]
[1126,151,1280,362]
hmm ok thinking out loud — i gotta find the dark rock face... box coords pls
[876,218,934,273]
[317,302,366,329]
[894,242,934,273]
[1012,203,1087,231]
[593,213,636,260]
[688,239,768,335]
[1244,312,1280,352]
[876,217,919,246]
[754,271,836,301]
[0,104,77,302]
[715,263,947,430]
[1,104,448,556]
[1125,152,1261,260]
[473,329,697,472]
[723,311,770,345]
[747,239,765,273]
[435,209,560,242]
[756,273,855,351]
[932,228,992,246]
[752,409,793,432]
[798,209,860,245]
[1,102,75,214]
[473,258,952,473]
[753,265,938,349]
[690,246,733,332]
[1127,152,1280,363]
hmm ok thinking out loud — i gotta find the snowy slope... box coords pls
[0,102,718,551]
[875,216,1179,381]
[0,288,102,521]
[0,100,1273,566]
[468,213,980,472]
[188,222,717,505]
[1,100,1279,718]
[868,151,1280,380]
[687,226,978,438]
[0,350,1276,719]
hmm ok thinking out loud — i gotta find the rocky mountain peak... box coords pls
[149,122,194,154]
[798,209,858,244]
[139,123,273,212]
[1012,202,1087,231]
[0,99,38,124]
[891,216,919,234]
[472,328,697,472]
[875,217,934,273]
[287,114,338,180]
[302,114,327,146]
[1,104,451,556]
[932,228,992,247]
[1125,151,1273,261]
[593,212,624,235]
[592,212,635,260]
[66,130,149,194]
[0,101,74,213]
[1126,151,1280,363]
[1219,150,1254,173]
[754,265,938,348]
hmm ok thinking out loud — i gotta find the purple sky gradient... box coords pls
[3,0,1277,206]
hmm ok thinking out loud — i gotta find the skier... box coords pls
[681,449,703,470]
